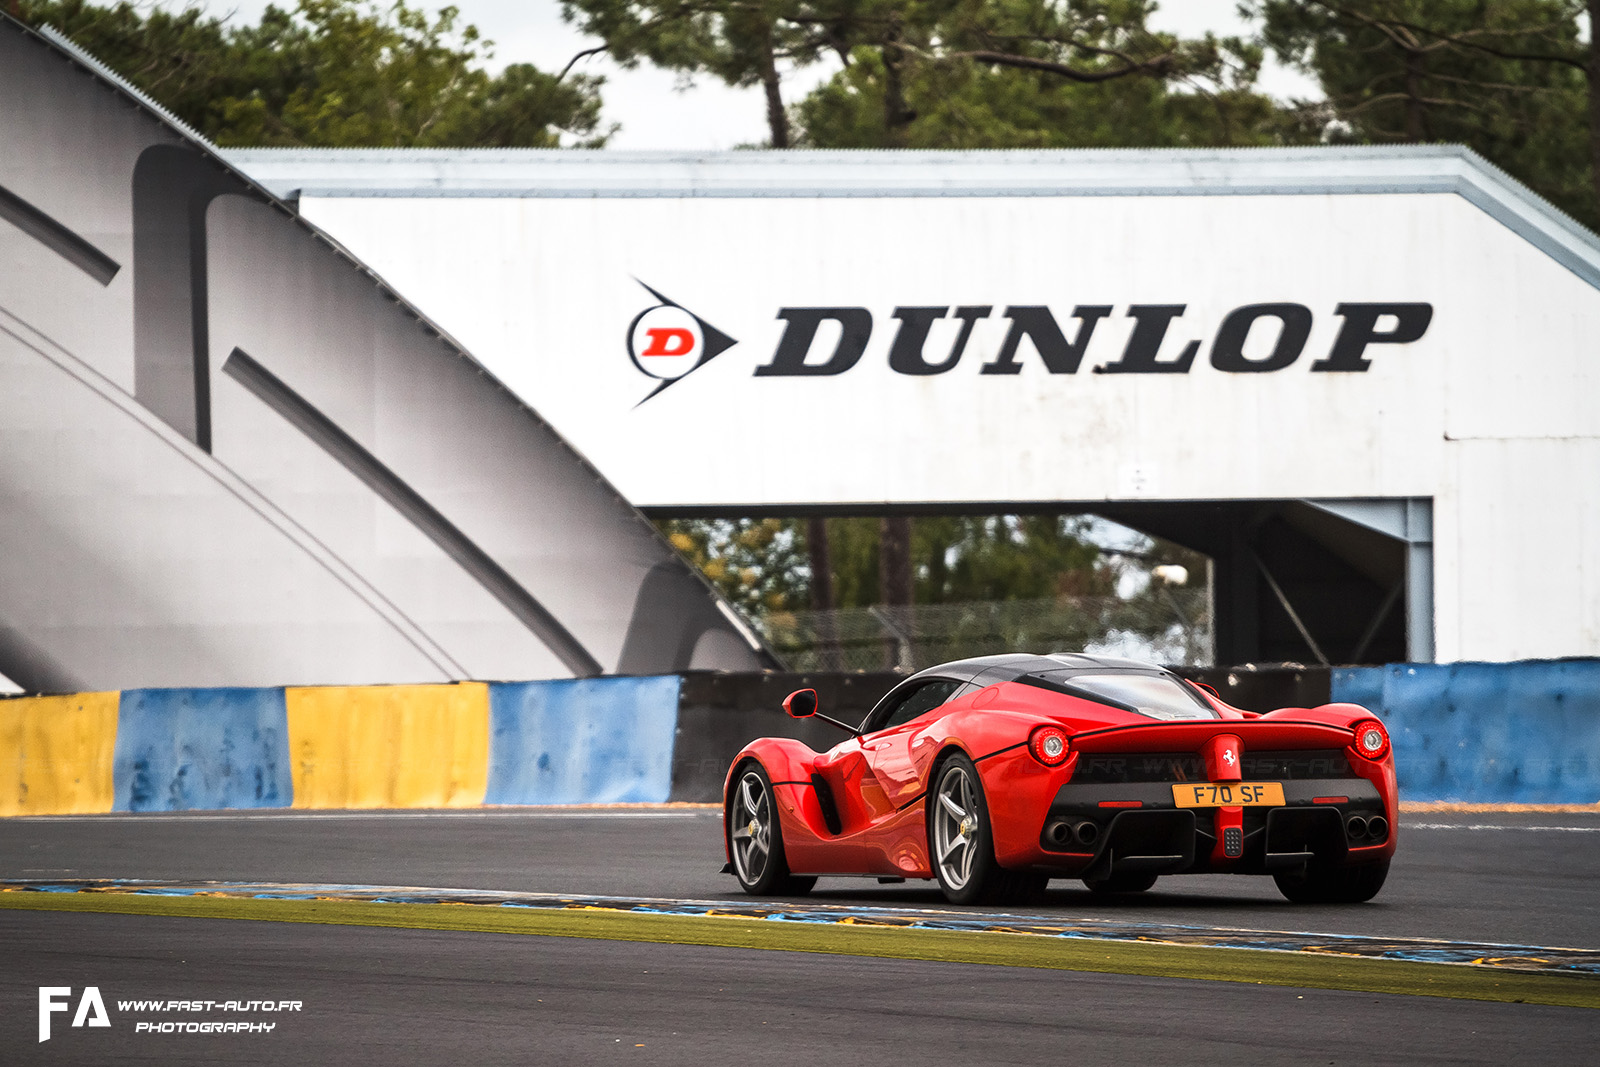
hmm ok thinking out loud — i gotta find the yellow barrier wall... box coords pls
[285,683,489,809]
[0,692,119,815]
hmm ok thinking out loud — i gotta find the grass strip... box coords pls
[1,890,1594,1010]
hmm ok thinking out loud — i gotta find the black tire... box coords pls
[1083,872,1159,895]
[727,762,816,896]
[928,753,1041,905]
[1274,857,1390,904]
[1005,872,1051,906]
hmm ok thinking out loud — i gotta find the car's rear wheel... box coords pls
[929,753,1042,905]
[1083,872,1159,895]
[728,762,816,896]
[1273,857,1389,903]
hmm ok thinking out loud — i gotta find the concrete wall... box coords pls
[1333,661,1600,804]
[1,677,681,813]
[671,671,900,801]
[4,662,1596,813]
[0,20,772,694]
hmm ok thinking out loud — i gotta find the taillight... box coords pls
[1352,720,1390,761]
[1029,725,1071,767]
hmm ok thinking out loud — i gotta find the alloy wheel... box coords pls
[730,770,772,886]
[933,763,979,890]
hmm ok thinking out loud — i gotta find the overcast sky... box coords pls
[193,0,1320,149]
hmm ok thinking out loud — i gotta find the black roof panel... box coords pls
[907,652,1168,687]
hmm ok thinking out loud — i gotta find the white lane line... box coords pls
[1408,823,1600,832]
[6,811,711,822]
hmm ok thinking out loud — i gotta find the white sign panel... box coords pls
[223,147,1600,663]
[298,191,1561,510]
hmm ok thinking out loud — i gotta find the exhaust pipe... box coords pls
[1043,819,1103,849]
[1346,815,1369,840]
[1367,815,1389,841]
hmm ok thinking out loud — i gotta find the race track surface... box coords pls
[3,810,1597,1063]
[5,909,1597,1066]
[3,808,1596,946]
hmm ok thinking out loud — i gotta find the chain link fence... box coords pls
[754,585,1213,673]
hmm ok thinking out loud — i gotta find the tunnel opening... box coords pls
[648,497,1431,672]
[1094,497,1432,666]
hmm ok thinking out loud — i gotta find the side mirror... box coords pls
[784,689,818,719]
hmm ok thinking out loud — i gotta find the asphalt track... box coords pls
[4,808,1598,945]
[3,809,1598,1063]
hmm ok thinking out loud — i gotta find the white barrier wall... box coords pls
[230,148,1600,664]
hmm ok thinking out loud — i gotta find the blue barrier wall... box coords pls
[113,688,293,811]
[485,677,681,804]
[1332,661,1600,804]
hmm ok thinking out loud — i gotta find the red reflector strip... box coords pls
[1312,796,1349,805]
[1098,800,1143,809]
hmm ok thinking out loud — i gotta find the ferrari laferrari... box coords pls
[723,653,1396,905]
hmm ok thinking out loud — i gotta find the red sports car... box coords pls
[723,654,1396,905]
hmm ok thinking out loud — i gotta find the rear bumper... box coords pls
[1034,778,1390,878]
[986,749,1396,878]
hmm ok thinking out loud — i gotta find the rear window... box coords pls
[1060,673,1219,721]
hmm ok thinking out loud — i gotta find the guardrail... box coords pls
[3,661,1597,814]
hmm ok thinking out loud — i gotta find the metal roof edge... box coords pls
[222,144,1600,293]
[35,23,216,151]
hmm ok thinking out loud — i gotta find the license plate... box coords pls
[1171,782,1285,807]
